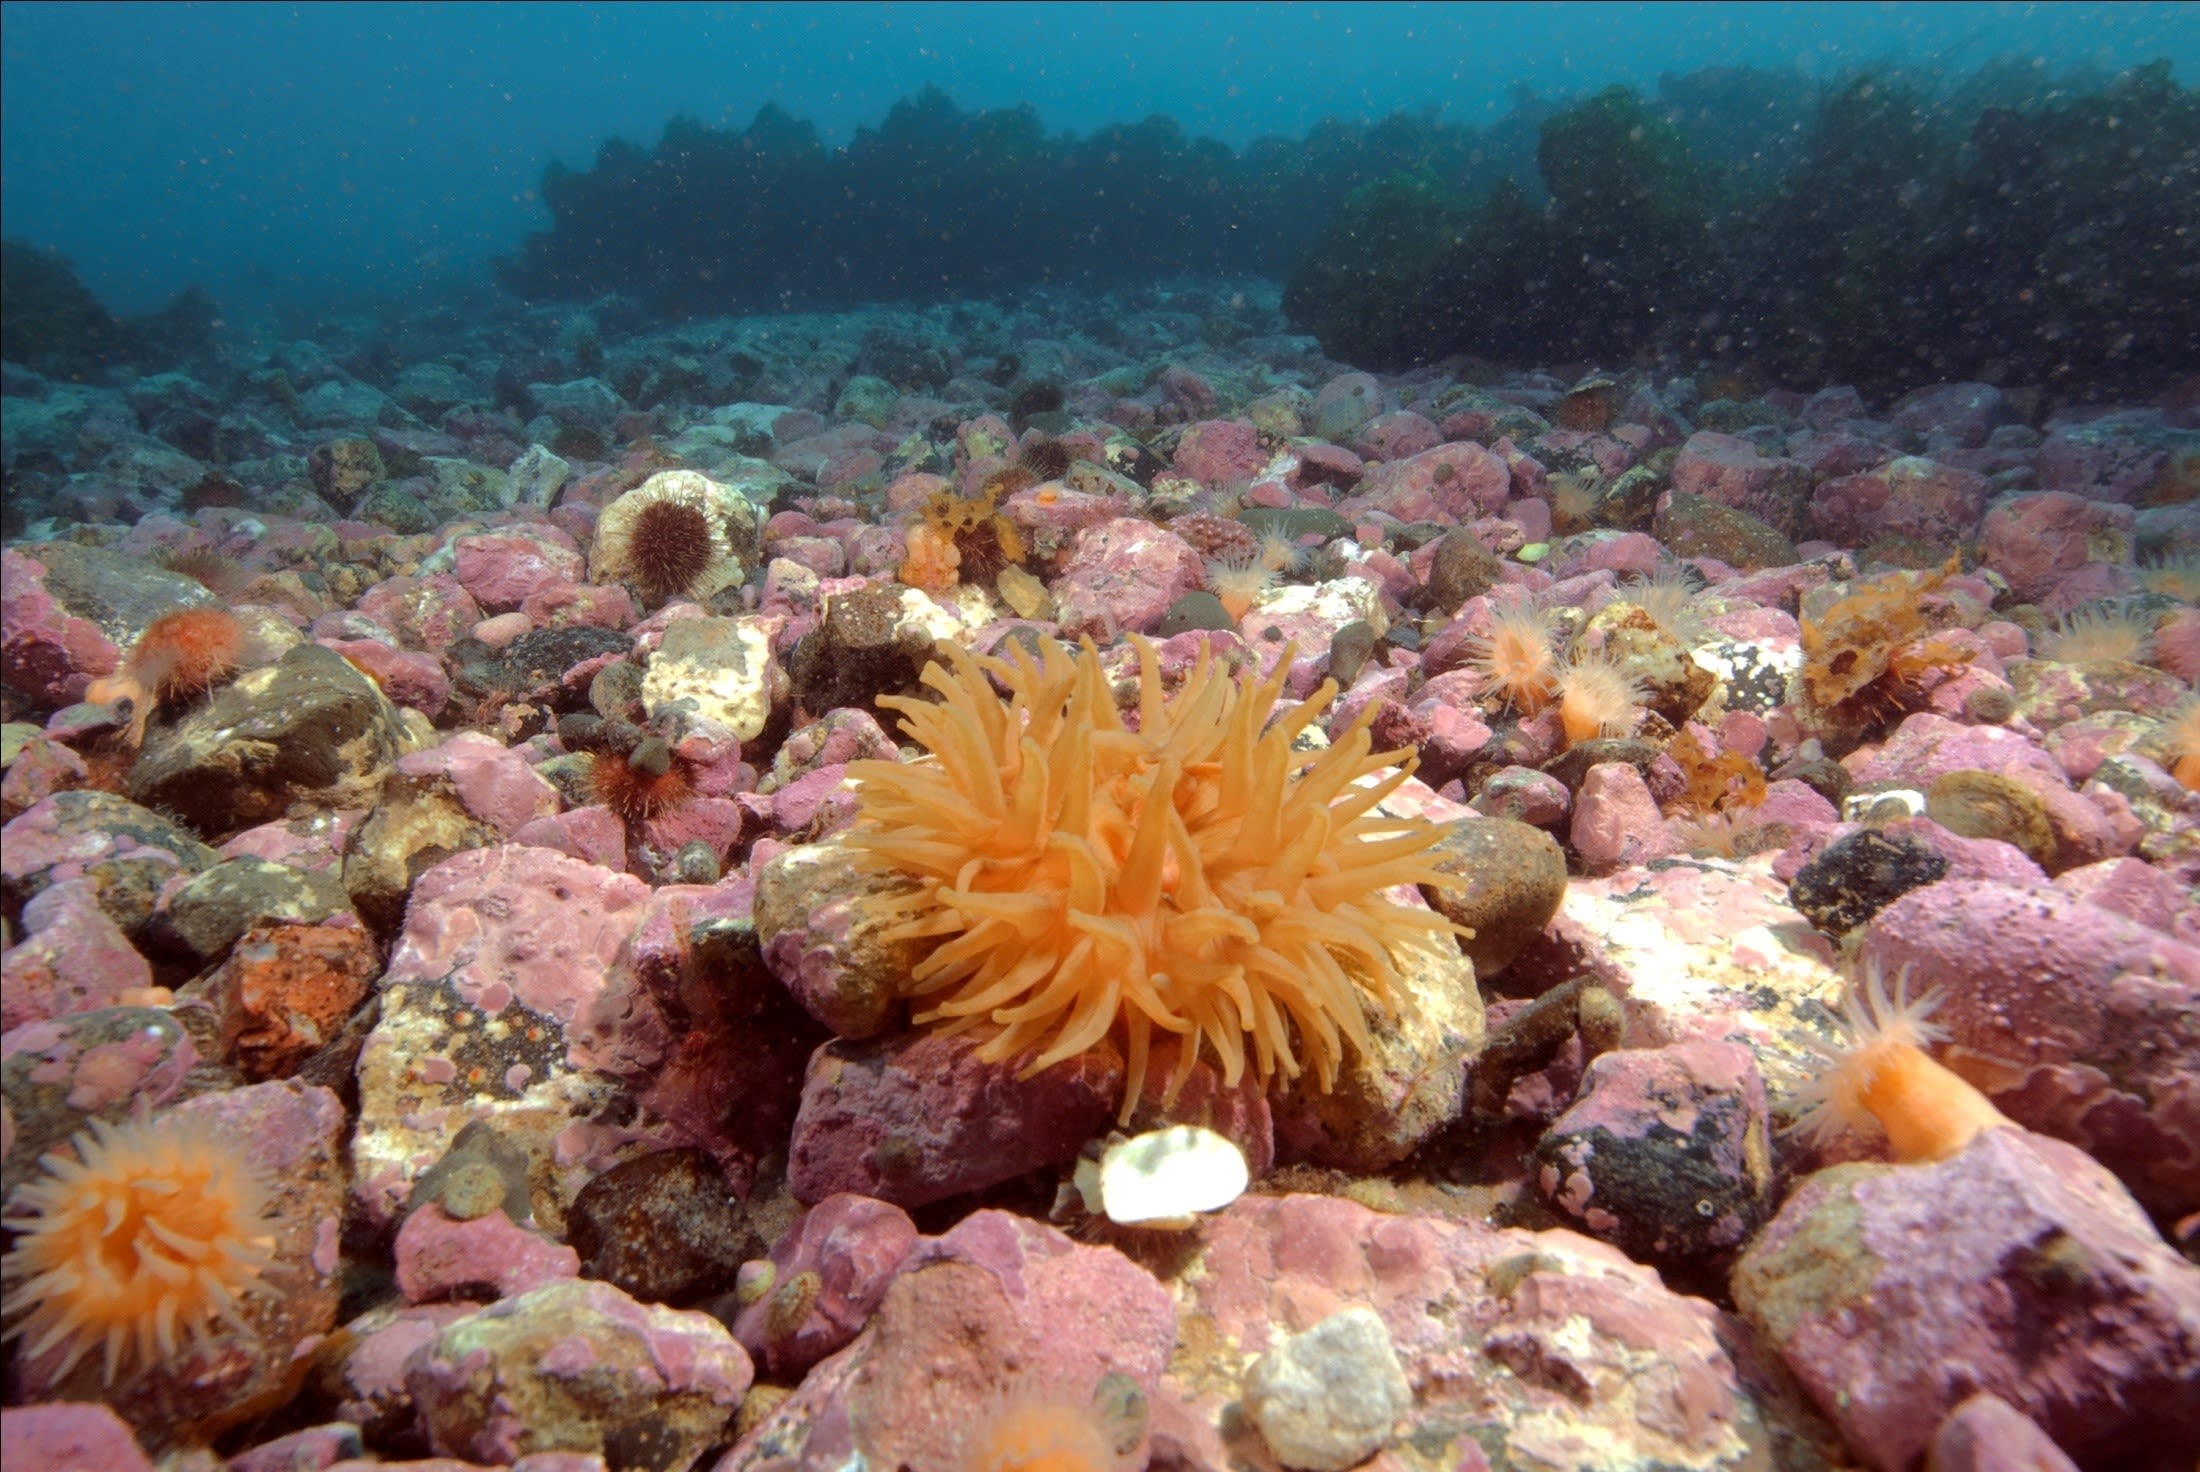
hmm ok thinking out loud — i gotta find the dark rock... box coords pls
[1423,818,1567,979]
[1652,491,1799,570]
[786,584,932,719]
[566,1148,764,1306]
[1541,737,1661,792]
[1156,591,1234,638]
[1328,620,1378,689]
[1532,1040,1774,1274]
[148,855,354,965]
[21,541,221,653]
[307,436,386,513]
[1421,529,1505,614]
[129,644,407,839]
[1788,826,1948,936]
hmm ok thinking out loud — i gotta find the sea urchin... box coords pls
[1,1112,277,1384]
[848,635,1463,1122]
[623,499,717,601]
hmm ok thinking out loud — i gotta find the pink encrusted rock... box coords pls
[220,810,363,875]
[407,1278,750,1471]
[1,878,153,1029]
[1133,1192,1809,1472]
[394,1201,581,1304]
[1809,455,1990,547]
[1978,492,2135,607]
[2037,420,2171,504]
[322,1300,473,1444]
[635,795,750,873]
[1172,417,1268,485]
[1351,409,1442,462]
[1350,441,1511,522]
[0,1403,155,1472]
[376,846,656,1059]
[1668,431,1812,536]
[1733,1129,2200,1472]
[1860,878,2200,1219]
[615,876,822,1192]
[731,1193,919,1376]
[1472,765,1572,826]
[352,845,662,1229]
[1843,711,2069,789]
[714,1210,1176,1472]
[786,1029,1122,1209]
[768,764,858,840]
[2054,856,2197,940]
[1927,1394,2081,1472]
[1050,516,1204,641]
[356,572,483,652]
[1532,1040,1773,1265]
[0,547,123,705]
[225,1422,366,1472]
[1571,761,1676,875]
[1290,439,1365,492]
[12,1081,348,1450]
[452,531,587,613]
[470,611,533,649]
[512,806,627,870]
[522,580,635,631]
[1887,380,2013,447]
[0,732,87,814]
[1157,363,1217,418]
[318,637,451,717]
[395,732,560,835]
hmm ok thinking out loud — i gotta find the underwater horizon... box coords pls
[2,5,2200,1472]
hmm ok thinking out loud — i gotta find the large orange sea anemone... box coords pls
[847,635,1463,1122]
[1,1112,277,1384]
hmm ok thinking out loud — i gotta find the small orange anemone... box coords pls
[848,635,1463,1122]
[1467,602,1559,714]
[1555,652,1643,744]
[1790,963,2013,1164]
[1,1112,277,1383]
[2167,696,2200,792]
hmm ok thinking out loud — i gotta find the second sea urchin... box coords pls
[848,635,1462,1121]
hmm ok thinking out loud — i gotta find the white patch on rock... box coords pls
[1243,1305,1412,1471]
[643,615,776,739]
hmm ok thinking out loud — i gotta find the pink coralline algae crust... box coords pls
[405,1278,751,1470]
[0,1403,157,1472]
[1534,1039,1774,1264]
[393,1201,581,1305]
[730,1192,919,1377]
[716,1209,1177,1472]
[378,843,658,1074]
[786,1029,1122,1209]
[1733,1129,2200,1472]
[0,547,122,704]
[1048,516,1205,640]
[1154,1192,1810,1472]
[1861,877,2200,1219]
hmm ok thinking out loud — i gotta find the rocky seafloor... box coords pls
[1,277,2197,1472]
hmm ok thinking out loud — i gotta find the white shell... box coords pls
[1098,1124,1249,1225]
